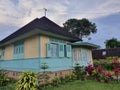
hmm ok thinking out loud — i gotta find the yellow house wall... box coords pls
[5,44,13,60]
[24,35,39,58]
[40,35,49,57]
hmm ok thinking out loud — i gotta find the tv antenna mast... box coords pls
[43,8,47,17]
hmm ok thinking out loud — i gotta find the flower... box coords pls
[85,65,94,75]
[105,72,111,77]
[113,59,119,69]
[101,70,106,75]
[97,66,102,73]
[114,68,119,76]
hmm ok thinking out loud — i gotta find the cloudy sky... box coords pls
[0,0,120,48]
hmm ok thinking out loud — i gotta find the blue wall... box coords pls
[0,58,73,72]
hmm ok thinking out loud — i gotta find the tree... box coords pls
[63,18,97,40]
[39,63,50,88]
[105,38,120,48]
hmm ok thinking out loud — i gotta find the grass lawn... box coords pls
[0,80,120,90]
[43,80,120,90]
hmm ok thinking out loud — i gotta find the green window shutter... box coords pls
[47,43,51,57]
[59,44,64,57]
[14,41,24,59]
[1,48,5,60]
[66,45,72,57]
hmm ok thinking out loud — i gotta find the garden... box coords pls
[0,57,120,90]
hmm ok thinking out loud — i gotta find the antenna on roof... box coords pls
[43,8,47,17]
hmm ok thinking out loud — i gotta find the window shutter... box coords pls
[14,45,17,59]
[59,44,64,57]
[47,43,51,57]
[1,48,5,60]
[66,45,72,57]
[14,42,24,59]
[19,44,24,59]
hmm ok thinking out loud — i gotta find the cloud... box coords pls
[0,0,120,27]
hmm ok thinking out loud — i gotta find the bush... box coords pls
[52,77,61,87]
[93,57,114,71]
[73,63,86,80]
[0,70,10,86]
[64,74,71,82]
[70,74,77,81]
[16,71,38,90]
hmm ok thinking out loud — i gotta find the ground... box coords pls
[1,80,119,90]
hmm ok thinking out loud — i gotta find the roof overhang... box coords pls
[0,29,80,47]
[71,42,100,49]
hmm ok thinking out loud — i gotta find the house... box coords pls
[92,48,120,59]
[0,16,98,78]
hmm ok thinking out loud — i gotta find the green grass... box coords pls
[0,83,16,90]
[43,80,120,90]
[0,80,120,90]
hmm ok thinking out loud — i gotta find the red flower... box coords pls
[113,59,119,69]
[114,68,119,76]
[97,66,102,73]
[106,72,111,77]
[85,65,94,75]
[101,70,106,75]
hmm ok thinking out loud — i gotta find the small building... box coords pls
[0,16,98,78]
[92,48,120,59]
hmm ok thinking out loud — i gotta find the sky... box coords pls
[0,0,120,48]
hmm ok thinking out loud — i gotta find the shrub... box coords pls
[64,74,71,82]
[85,65,94,76]
[0,70,10,86]
[39,62,50,87]
[92,69,101,80]
[70,74,77,81]
[52,77,61,87]
[59,76,65,84]
[93,59,114,70]
[73,63,86,80]
[16,71,38,90]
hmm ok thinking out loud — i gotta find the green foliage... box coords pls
[39,62,50,87]
[0,70,10,86]
[52,77,61,87]
[40,63,49,73]
[105,38,120,48]
[63,18,97,40]
[93,57,116,71]
[16,71,38,90]
[92,69,100,80]
[70,74,77,81]
[64,74,71,82]
[73,63,86,80]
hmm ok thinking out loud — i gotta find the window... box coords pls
[66,45,72,57]
[1,48,5,60]
[47,42,72,58]
[102,51,106,56]
[14,41,24,59]
[50,43,58,57]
